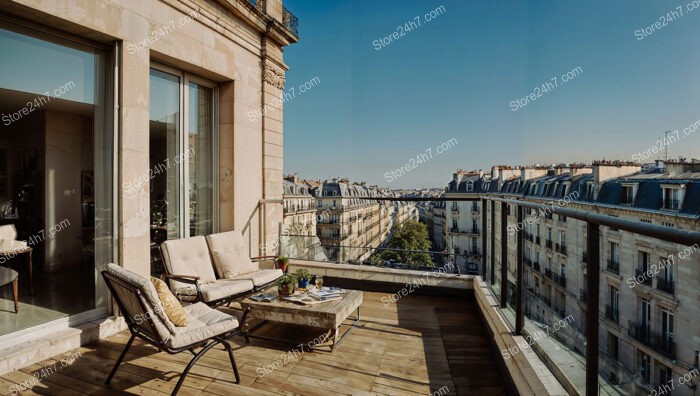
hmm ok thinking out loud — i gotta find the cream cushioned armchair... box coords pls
[205,230,283,289]
[160,236,254,306]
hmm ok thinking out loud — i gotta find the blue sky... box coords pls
[282,0,700,189]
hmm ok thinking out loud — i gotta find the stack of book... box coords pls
[280,287,346,305]
[309,287,344,301]
[249,293,278,302]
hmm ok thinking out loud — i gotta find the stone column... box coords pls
[119,42,150,277]
[260,46,286,256]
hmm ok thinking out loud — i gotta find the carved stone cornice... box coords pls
[263,63,285,89]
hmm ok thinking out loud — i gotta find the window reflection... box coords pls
[149,69,180,241]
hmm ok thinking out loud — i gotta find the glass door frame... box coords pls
[149,62,219,238]
[0,18,116,343]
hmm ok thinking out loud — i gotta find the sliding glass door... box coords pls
[149,65,216,249]
[187,82,214,237]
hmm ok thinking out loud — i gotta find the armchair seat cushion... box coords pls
[175,279,254,303]
[166,302,239,349]
[233,269,283,287]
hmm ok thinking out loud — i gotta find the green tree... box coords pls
[377,220,433,267]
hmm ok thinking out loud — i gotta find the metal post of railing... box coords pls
[516,204,524,334]
[490,200,496,285]
[500,201,507,309]
[481,198,487,279]
[586,222,600,396]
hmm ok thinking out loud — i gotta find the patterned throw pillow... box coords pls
[151,277,189,327]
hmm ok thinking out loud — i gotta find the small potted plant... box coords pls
[295,268,312,288]
[277,274,295,296]
[276,256,289,273]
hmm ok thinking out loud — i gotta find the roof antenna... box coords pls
[664,130,671,162]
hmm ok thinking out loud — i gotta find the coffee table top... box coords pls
[0,266,18,287]
[241,287,363,329]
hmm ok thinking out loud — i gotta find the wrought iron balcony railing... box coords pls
[545,240,553,249]
[606,259,620,274]
[605,304,619,323]
[555,243,567,255]
[653,335,676,359]
[544,269,566,288]
[535,236,541,245]
[627,320,652,346]
[533,262,541,271]
[283,6,299,37]
[635,269,652,286]
[657,277,675,295]
[246,0,265,12]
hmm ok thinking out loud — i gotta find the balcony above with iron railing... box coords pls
[555,242,567,255]
[544,269,566,288]
[657,277,675,295]
[653,334,676,359]
[627,320,652,346]
[634,269,652,286]
[246,0,264,12]
[605,304,619,323]
[283,5,299,37]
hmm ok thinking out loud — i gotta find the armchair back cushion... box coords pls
[105,263,175,340]
[161,236,217,289]
[206,231,258,279]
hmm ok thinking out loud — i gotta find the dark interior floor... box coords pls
[0,264,95,336]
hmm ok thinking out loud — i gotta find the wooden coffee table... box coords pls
[239,288,362,351]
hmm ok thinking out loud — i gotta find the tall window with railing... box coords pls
[658,255,674,294]
[637,251,651,285]
[639,351,651,384]
[661,310,674,353]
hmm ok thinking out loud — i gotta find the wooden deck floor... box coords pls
[0,292,508,395]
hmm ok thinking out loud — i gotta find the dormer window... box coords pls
[621,184,636,205]
[661,186,681,210]
[543,184,551,196]
[466,182,474,192]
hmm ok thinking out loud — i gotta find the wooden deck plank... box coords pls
[0,292,507,395]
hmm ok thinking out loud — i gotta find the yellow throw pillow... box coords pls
[151,277,189,327]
